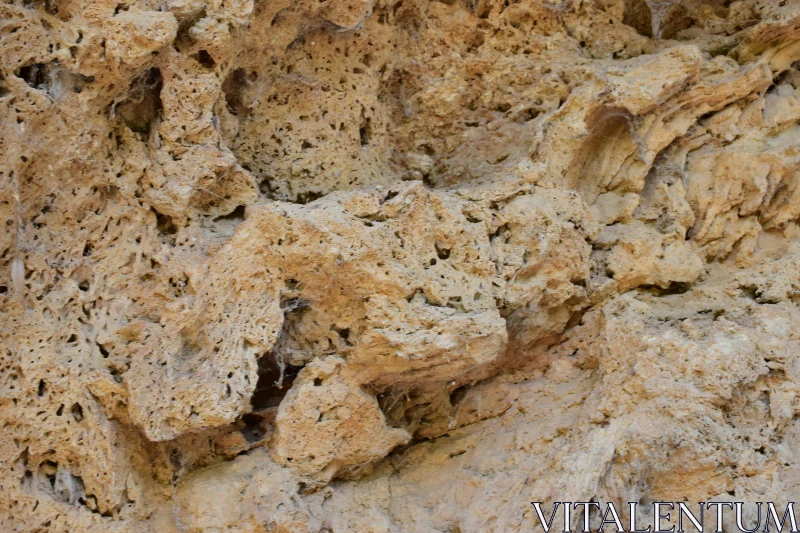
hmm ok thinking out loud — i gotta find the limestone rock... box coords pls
[3,0,800,530]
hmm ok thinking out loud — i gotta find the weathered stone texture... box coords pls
[3,0,800,530]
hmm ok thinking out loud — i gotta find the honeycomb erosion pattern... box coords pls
[3,0,800,530]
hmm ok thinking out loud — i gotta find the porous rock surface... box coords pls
[2,0,800,530]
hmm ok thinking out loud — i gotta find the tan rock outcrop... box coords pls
[3,0,800,530]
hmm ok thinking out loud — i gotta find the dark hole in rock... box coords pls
[359,116,373,146]
[251,356,302,411]
[623,0,653,38]
[222,68,249,117]
[115,67,163,135]
[294,191,323,205]
[435,243,451,260]
[169,448,180,466]
[240,413,269,443]
[213,204,246,224]
[16,63,51,90]
[449,384,470,406]
[332,327,350,344]
[637,281,691,296]
[97,343,109,358]
[153,209,177,236]
[193,49,216,68]
[70,403,83,422]
[659,3,693,39]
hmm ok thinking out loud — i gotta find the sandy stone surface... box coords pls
[2,0,800,530]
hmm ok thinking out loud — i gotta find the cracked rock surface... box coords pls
[2,0,800,530]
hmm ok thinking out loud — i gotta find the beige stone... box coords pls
[3,0,800,530]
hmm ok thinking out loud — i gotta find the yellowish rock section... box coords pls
[2,0,800,530]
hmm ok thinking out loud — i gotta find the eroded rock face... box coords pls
[2,0,800,530]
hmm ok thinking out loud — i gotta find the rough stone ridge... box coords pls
[2,0,800,530]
